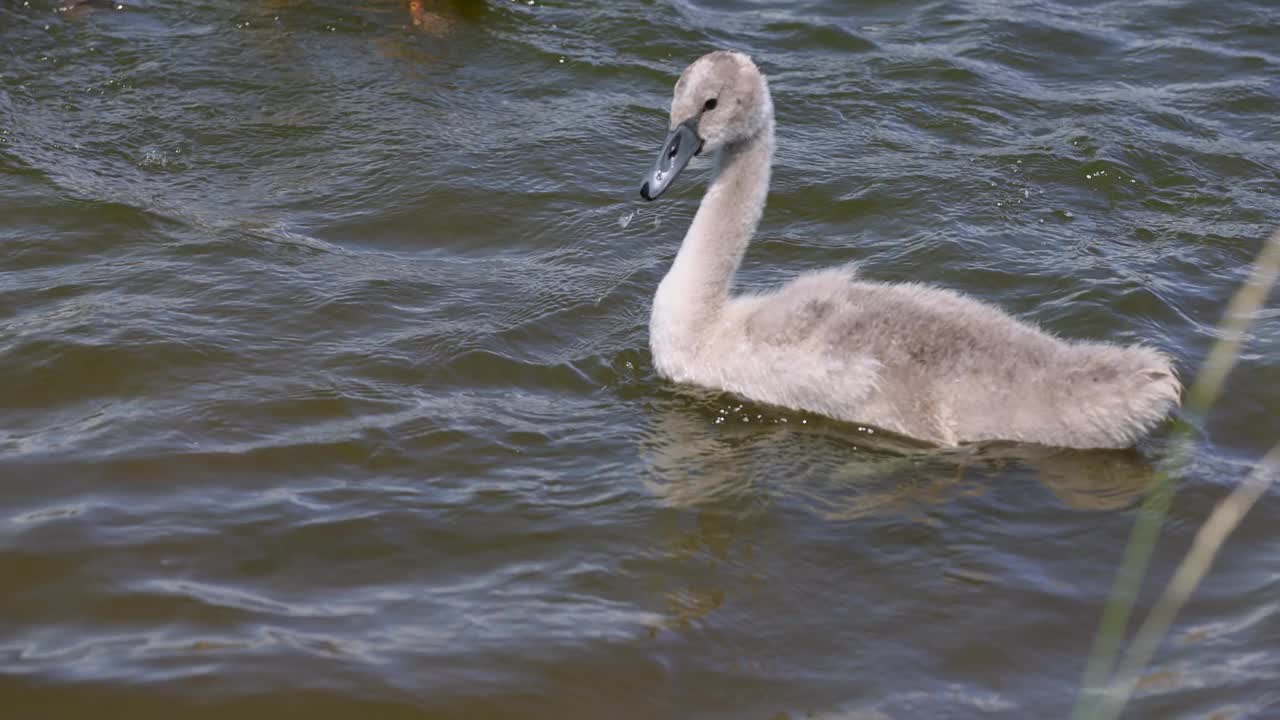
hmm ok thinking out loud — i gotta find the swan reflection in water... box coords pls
[631,392,1162,635]
[639,391,1161,519]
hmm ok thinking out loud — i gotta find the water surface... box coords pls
[2,0,1279,717]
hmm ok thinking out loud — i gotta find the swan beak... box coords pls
[640,118,702,201]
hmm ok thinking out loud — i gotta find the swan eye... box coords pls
[703,98,718,111]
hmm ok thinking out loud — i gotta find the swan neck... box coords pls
[659,124,775,316]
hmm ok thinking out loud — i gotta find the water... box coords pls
[2,0,1279,717]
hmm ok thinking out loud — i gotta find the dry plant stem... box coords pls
[1072,466,1178,719]
[1073,229,1280,720]
[1094,441,1280,720]
[1185,229,1280,410]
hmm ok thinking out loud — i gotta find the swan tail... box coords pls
[1058,344,1182,448]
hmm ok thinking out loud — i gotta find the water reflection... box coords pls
[407,0,487,35]
[635,392,1162,635]
[639,391,1161,518]
[257,0,489,36]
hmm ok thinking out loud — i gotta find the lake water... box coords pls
[2,0,1278,717]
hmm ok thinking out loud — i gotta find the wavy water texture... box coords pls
[1,0,1278,718]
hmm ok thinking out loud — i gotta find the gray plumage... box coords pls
[639,51,1180,449]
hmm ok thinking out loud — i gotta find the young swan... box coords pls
[638,50,1181,449]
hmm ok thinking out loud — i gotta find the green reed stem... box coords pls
[1072,229,1280,720]
[1095,440,1280,720]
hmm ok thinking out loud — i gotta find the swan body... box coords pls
[638,51,1180,449]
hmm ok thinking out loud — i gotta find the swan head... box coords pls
[640,51,772,201]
